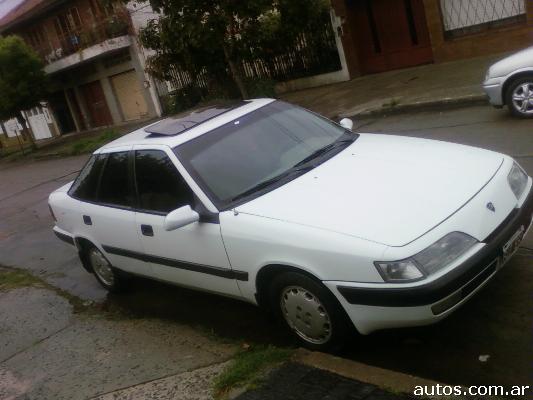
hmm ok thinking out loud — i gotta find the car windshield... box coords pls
[174,101,358,209]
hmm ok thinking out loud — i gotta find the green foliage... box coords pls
[161,84,207,114]
[0,267,45,291]
[213,345,293,397]
[0,36,49,121]
[138,0,331,98]
[245,78,277,98]
[65,129,121,156]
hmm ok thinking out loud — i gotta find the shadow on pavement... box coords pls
[103,253,532,388]
[105,276,295,348]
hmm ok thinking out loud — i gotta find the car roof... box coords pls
[97,98,276,153]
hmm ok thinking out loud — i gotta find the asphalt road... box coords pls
[0,104,531,389]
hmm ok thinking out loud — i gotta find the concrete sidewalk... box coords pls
[0,281,236,400]
[281,53,509,119]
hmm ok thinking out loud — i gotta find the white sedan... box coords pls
[49,99,533,350]
[483,46,533,118]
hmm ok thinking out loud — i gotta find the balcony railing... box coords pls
[32,13,131,65]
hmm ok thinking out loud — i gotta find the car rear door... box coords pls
[78,146,151,277]
[132,145,242,297]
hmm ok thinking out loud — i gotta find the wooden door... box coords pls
[352,0,433,74]
[80,80,113,127]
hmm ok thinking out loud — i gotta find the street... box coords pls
[1,105,532,398]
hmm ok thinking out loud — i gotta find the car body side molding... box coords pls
[101,245,248,281]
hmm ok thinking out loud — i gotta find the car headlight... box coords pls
[508,162,528,199]
[375,232,478,282]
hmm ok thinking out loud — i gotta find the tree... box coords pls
[0,36,49,148]
[139,0,330,99]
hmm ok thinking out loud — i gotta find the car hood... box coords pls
[488,46,533,78]
[235,134,504,247]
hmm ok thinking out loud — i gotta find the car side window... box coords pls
[97,151,133,208]
[135,150,194,214]
[69,154,106,202]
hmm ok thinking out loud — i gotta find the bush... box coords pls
[162,85,207,115]
[245,78,277,98]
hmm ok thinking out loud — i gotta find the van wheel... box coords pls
[269,271,353,351]
[506,77,533,118]
[86,245,125,292]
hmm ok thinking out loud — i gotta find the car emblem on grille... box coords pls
[486,202,496,212]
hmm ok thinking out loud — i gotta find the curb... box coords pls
[293,349,443,395]
[340,94,488,120]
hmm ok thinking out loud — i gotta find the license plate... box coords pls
[502,225,526,263]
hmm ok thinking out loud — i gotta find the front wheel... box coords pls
[506,77,533,118]
[86,245,126,292]
[269,272,353,351]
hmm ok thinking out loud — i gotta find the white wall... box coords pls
[2,106,55,141]
[127,1,163,116]
[4,119,22,138]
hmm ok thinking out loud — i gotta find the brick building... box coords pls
[331,0,533,77]
[0,0,161,148]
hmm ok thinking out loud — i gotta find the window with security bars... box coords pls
[440,0,526,37]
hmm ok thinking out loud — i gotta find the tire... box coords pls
[85,245,126,293]
[269,271,353,351]
[505,76,533,118]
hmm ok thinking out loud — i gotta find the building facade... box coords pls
[0,0,161,145]
[331,0,533,77]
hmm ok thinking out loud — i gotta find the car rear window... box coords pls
[69,155,106,202]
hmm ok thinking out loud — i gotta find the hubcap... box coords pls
[280,286,332,344]
[512,83,533,115]
[89,248,114,286]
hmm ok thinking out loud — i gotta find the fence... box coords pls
[164,21,342,95]
[440,0,526,37]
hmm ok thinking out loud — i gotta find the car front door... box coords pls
[132,146,242,297]
[78,147,151,277]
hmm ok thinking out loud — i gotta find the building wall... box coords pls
[330,0,533,78]
[11,0,122,61]
[330,0,363,78]
[4,0,159,135]
[50,48,156,129]
[423,0,533,63]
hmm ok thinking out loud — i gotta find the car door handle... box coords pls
[83,215,92,225]
[141,224,154,237]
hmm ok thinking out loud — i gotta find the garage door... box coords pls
[111,70,149,121]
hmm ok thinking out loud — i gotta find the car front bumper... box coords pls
[328,188,533,335]
[483,77,504,107]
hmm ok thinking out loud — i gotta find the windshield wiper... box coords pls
[229,135,356,204]
[230,165,313,203]
[293,137,355,169]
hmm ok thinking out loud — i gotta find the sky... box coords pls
[0,0,25,20]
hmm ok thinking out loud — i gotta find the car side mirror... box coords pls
[164,205,200,231]
[339,118,354,130]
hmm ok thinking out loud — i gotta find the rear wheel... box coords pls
[505,77,533,118]
[86,245,126,292]
[269,271,353,351]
